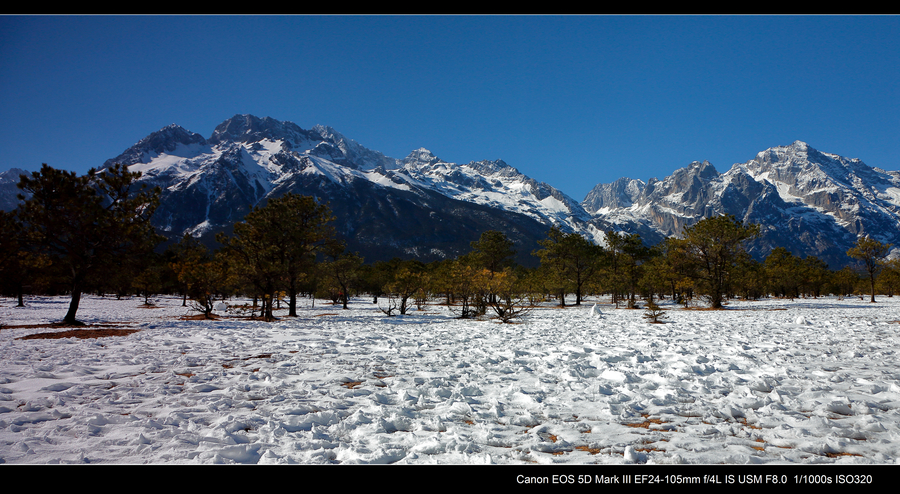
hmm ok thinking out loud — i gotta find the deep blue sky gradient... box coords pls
[2,15,898,200]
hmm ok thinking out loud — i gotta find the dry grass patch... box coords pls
[341,381,364,389]
[736,417,762,429]
[624,414,670,429]
[824,451,863,458]
[575,445,602,455]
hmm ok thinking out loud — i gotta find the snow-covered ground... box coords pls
[1,294,900,465]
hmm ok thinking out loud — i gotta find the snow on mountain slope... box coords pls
[41,115,560,262]
[95,116,597,247]
[4,114,897,267]
[583,140,900,265]
[394,148,597,238]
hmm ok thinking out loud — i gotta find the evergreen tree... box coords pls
[166,234,211,306]
[382,260,427,315]
[603,231,629,308]
[832,265,862,297]
[876,258,900,297]
[800,256,830,298]
[0,210,44,307]
[482,267,535,323]
[172,247,233,319]
[321,251,364,309]
[533,226,603,306]
[469,230,516,273]
[681,215,760,309]
[16,164,161,324]
[620,232,649,308]
[218,193,337,320]
[132,253,166,305]
[445,258,481,318]
[732,254,765,300]
[847,235,892,303]
[764,247,801,299]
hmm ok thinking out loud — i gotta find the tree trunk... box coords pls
[64,281,83,325]
[289,287,298,317]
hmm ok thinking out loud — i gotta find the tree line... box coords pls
[1,164,896,324]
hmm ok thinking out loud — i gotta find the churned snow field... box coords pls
[1,294,900,465]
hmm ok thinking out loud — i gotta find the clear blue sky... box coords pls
[2,15,898,201]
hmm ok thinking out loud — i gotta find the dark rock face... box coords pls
[583,177,646,212]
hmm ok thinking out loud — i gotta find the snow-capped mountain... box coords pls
[384,147,598,234]
[583,140,900,266]
[90,114,592,262]
[3,114,897,268]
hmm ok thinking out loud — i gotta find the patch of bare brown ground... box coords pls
[179,313,221,320]
[10,323,139,340]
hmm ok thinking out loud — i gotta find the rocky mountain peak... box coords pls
[582,177,646,213]
[402,148,442,167]
[752,140,815,168]
[102,124,207,169]
[0,167,29,184]
[685,160,719,180]
[465,159,520,178]
[208,114,314,146]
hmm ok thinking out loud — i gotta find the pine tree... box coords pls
[764,247,801,299]
[603,231,628,308]
[169,237,234,318]
[321,251,364,309]
[533,226,603,306]
[383,260,427,315]
[469,230,516,273]
[876,258,900,297]
[847,235,892,303]
[681,215,759,309]
[482,267,535,323]
[218,193,337,320]
[16,164,161,324]
[0,210,43,307]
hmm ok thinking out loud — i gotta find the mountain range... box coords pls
[2,114,898,267]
